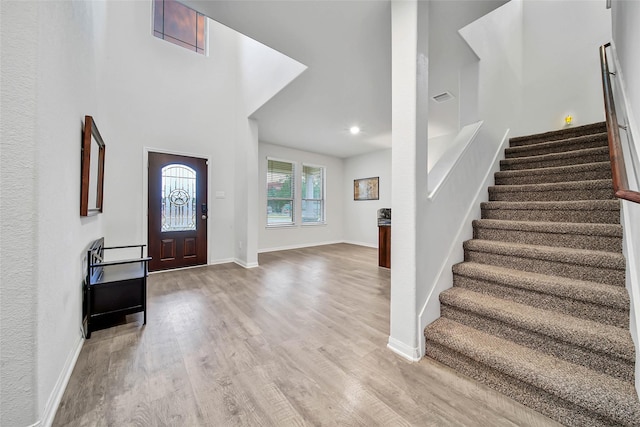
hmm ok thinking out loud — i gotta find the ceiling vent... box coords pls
[432,91,454,103]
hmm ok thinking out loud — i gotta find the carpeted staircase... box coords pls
[424,122,640,426]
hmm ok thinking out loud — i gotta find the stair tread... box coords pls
[509,122,607,146]
[489,179,613,193]
[453,261,628,309]
[440,287,634,360]
[481,199,620,211]
[464,239,625,269]
[500,146,608,166]
[425,317,640,424]
[505,133,608,157]
[494,161,611,178]
[473,219,622,237]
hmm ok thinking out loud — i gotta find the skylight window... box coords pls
[153,0,207,55]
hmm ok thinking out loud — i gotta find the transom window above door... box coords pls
[153,0,207,55]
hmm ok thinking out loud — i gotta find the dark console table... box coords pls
[377,208,391,268]
[83,238,151,338]
[378,225,391,268]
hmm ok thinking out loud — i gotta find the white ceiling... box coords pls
[185,0,391,159]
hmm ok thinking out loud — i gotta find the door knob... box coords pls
[202,215,207,220]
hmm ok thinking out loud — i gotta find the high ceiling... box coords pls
[185,0,391,158]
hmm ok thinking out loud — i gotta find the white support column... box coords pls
[388,0,429,361]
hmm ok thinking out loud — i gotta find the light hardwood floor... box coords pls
[53,244,560,426]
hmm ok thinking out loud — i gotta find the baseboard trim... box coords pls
[387,336,421,362]
[209,258,235,266]
[258,240,345,253]
[234,259,259,269]
[38,335,84,427]
[342,240,377,249]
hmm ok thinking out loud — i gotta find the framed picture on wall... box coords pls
[354,177,379,201]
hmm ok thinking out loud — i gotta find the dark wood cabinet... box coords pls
[83,238,150,338]
[378,226,391,268]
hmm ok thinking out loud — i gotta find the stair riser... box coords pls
[473,227,622,253]
[500,152,609,171]
[440,305,634,383]
[505,136,607,159]
[509,123,607,147]
[481,207,620,224]
[424,341,616,427]
[495,169,612,185]
[453,274,629,328]
[464,249,625,286]
[489,188,615,202]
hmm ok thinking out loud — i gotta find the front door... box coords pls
[148,152,208,271]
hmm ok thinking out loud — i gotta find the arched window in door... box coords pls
[161,164,197,232]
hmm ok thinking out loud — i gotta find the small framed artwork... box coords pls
[354,177,379,201]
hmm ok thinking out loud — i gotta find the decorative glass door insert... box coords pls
[161,164,197,232]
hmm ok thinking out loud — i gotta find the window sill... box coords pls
[266,223,296,229]
[301,222,326,227]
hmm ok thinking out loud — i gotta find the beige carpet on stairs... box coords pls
[423,122,640,426]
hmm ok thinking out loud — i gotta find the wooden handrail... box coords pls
[599,43,640,204]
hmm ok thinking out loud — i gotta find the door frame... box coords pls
[142,147,211,269]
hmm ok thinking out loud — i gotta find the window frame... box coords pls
[152,0,208,56]
[301,163,326,225]
[266,157,296,227]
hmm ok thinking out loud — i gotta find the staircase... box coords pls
[424,122,640,426]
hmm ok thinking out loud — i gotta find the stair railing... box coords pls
[599,43,640,204]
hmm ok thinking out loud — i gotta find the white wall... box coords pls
[518,0,611,135]
[343,149,392,248]
[98,1,253,265]
[427,133,455,172]
[611,0,640,398]
[1,1,106,425]
[427,0,507,138]
[258,142,344,252]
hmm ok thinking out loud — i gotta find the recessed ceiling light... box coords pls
[350,126,360,135]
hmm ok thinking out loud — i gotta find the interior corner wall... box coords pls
[1,1,105,425]
[343,149,392,247]
[611,0,640,398]
[258,142,344,252]
[98,1,243,265]
[518,0,611,135]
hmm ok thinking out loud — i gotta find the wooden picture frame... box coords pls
[354,177,379,201]
[80,115,106,216]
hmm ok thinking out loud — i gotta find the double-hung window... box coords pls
[301,164,325,224]
[267,159,295,226]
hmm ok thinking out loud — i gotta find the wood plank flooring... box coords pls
[53,243,560,426]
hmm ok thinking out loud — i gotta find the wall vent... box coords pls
[432,91,454,103]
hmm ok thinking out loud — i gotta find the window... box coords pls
[302,165,325,224]
[267,159,295,226]
[161,164,197,232]
[153,0,207,55]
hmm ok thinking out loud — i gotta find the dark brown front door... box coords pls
[148,152,207,271]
